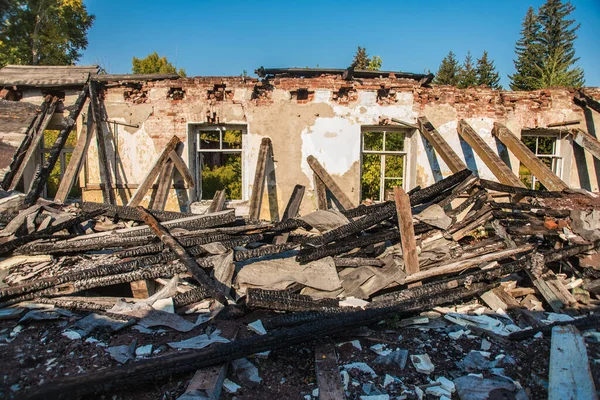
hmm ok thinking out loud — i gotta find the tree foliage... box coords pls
[476,51,502,89]
[0,0,94,66]
[510,1,583,90]
[132,52,186,77]
[367,56,382,71]
[351,46,382,71]
[458,52,477,89]
[434,51,461,86]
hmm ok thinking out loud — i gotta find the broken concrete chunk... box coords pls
[232,358,262,388]
[374,349,408,369]
[106,342,136,364]
[343,362,377,378]
[222,378,241,394]
[435,376,456,394]
[135,344,152,357]
[410,354,434,374]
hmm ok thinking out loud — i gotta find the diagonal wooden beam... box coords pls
[148,158,175,211]
[394,186,419,284]
[168,149,194,188]
[492,123,568,191]
[417,116,467,174]
[574,90,600,115]
[307,155,355,210]
[314,172,328,210]
[127,135,181,207]
[457,120,525,187]
[7,97,59,191]
[570,128,600,162]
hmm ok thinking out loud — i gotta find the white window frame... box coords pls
[360,126,415,202]
[520,131,566,190]
[194,125,246,201]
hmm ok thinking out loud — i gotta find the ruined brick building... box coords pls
[1,65,599,217]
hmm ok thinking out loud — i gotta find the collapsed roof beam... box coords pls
[457,120,525,188]
[417,116,467,174]
[574,91,600,115]
[570,129,600,162]
[492,123,568,192]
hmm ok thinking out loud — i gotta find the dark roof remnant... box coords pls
[0,65,99,88]
[255,67,434,85]
[0,100,39,180]
[93,73,181,83]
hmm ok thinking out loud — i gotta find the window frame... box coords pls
[194,125,246,201]
[520,130,566,190]
[360,126,415,202]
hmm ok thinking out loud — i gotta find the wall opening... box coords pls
[194,125,245,200]
[519,130,566,190]
[40,128,80,200]
[360,127,411,202]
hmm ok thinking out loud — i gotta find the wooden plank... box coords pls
[24,88,88,207]
[8,97,59,191]
[127,135,181,207]
[548,325,598,400]
[571,128,600,162]
[248,137,271,221]
[417,116,467,173]
[457,120,525,187]
[89,81,115,205]
[527,268,577,313]
[492,123,568,191]
[315,343,346,400]
[394,186,419,277]
[314,172,328,210]
[168,149,194,188]
[148,159,175,211]
[136,206,227,304]
[130,279,157,299]
[281,185,305,221]
[307,155,355,210]
[207,190,227,214]
[54,104,94,203]
[480,287,521,313]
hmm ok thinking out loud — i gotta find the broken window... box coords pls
[519,133,563,190]
[40,129,80,199]
[196,126,243,200]
[361,128,408,202]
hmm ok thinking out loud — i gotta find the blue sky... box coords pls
[80,0,600,88]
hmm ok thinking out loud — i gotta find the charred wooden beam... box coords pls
[115,232,233,258]
[23,283,489,399]
[246,288,339,312]
[297,229,398,263]
[24,86,89,207]
[307,155,355,210]
[446,188,486,218]
[249,137,272,221]
[394,186,419,277]
[492,123,568,192]
[137,207,227,304]
[418,116,467,173]
[168,148,195,188]
[314,173,328,210]
[271,218,313,232]
[574,90,600,115]
[149,157,176,211]
[80,202,196,222]
[479,179,562,198]
[173,287,210,308]
[340,201,392,219]
[234,243,298,262]
[410,169,472,206]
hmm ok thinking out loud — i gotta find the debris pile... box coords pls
[0,169,599,399]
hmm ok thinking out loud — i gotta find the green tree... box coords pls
[458,51,477,88]
[476,51,502,89]
[536,0,584,87]
[434,51,461,86]
[352,46,371,69]
[510,7,542,90]
[132,52,186,77]
[367,55,382,71]
[510,1,583,90]
[0,0,94,66]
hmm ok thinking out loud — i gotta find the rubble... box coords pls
[0,167,598,399]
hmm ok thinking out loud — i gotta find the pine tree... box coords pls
[352,46,371,69]
[476,51,502,89]
[536,0,584,87]
[509,7,542,90]
[458,52,478,88]
[434,51,461,86]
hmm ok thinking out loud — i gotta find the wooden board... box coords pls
[571,128,600,162]
[281,185,305,221]
[315,343,346,400]
[548,325,598,400]
[418,116,467,174]
[394,186,419,278]
[457,120,525,187]
[207,190,227,214]
[492,123,568,192]
[314,173,328,210]
[89,81,115,205]
[248,137,271,221]
[127,135,181,207]
[307,155,355,210]
[168,149,194,188]
[148,158,175,211]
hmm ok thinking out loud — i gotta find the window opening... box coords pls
[519,133,563,190]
